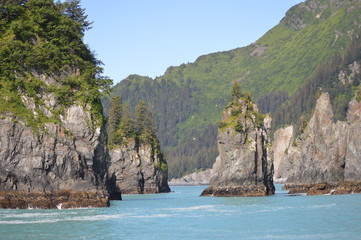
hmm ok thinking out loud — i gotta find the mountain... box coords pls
[106,0,361,178]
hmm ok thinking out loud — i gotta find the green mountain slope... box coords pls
[108,0,361,178]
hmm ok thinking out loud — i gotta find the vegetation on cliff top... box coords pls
[0,0,111,131]
[108,97,168,172]
[219,82,266,134]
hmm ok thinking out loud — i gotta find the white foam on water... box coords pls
[0,213,131,224]
[252,233,333,239]
[246,206,296,215]
[132,214,172,218]
[2,212,61,218]
[306,203,336,209]
[0,219,60,225]
[69,213,131,221]
[205,208,234,213]
[164,205,218,211]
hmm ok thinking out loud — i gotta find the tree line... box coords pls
[108,96,159,148]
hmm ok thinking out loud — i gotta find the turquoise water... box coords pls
[1,185,361,239]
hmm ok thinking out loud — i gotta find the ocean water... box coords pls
[1,185,361,240]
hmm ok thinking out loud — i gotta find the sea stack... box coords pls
[0,75,111,208]
[0,1,114,208]
[201,83,275,197]
[107,98,170,195]
[108,140,170,194]
[281,93,361,195]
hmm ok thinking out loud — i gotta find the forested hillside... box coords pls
[106,0,361,178]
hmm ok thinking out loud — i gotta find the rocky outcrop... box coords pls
[285,182,361,195]
[280,93,361,194]
[0,109,108,192]
[201,93,275,197]
[338,61,360,85]
[108,140,170,194]
[272,126,294,183]
[169,169,213,186]
[0,77,113,208]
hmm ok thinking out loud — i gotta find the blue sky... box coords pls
[81,1,304,84]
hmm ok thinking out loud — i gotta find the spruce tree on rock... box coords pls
[135,100,156,143]
[119,104,136,140]
[232,81,243,99]
[108,96,123,146]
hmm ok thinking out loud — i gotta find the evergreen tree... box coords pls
[108,99,160,147]
[60,0,92,33]
[108,96,122,146]
[118,104,135,140]
[0,0,112,130]
[231,81,242,99]
[135,100,156,143]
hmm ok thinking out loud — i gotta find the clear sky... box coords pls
[81,0,304,84]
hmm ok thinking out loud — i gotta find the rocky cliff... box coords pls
[0,1,116,208]
[0,81,112,208]
[108,139,170,194]
[272,126,294,183]
[201,89,275,197]
[277,93,361,195]
[106,97,170,195]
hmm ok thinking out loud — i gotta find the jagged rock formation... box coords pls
[169,169,213,186]
[108,140,170,194]
[201,90,275,197]
[279,93,361,194]
[272,126,294,183]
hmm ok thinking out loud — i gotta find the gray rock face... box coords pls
[344,98,361,181]
[169,169,213,186]
[201,98,274,197]
[272,126,294,183]
[338,61,360,85]
[0,104,108,193]
[278,93,361,194]
[108,140,170,194]
[0,70,113,208]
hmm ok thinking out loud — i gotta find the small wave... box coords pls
[132,214,171,218]
[0,213,130,224]
[252,233,333,239]
[165,205,217,211]
[0,219,59,225]
[69,213,130,221]
[306,203,336,209]
[246,206,296,214]
[2,212,60,219]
